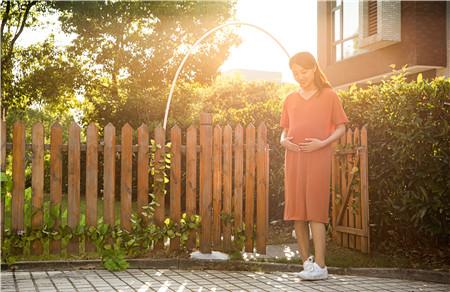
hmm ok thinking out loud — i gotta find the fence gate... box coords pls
[331,126,370,253]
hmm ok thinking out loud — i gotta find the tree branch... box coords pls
[7,1,38,58]
[0,1,11,43]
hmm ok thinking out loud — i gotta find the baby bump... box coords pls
[287,125,328,144]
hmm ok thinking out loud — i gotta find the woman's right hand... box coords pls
[280,136,300,152]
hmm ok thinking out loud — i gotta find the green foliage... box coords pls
[50,1,240,130]
[1,1,78,118]
[338,68,450,249]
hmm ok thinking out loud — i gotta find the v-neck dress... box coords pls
[279,87,349,223]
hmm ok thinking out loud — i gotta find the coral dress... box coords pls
[279,87,349,223]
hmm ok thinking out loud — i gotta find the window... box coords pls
[331,0,401,62]
[332,0,365,62]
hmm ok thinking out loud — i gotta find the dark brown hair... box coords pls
[289,51,331,90]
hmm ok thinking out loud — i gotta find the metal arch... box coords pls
[163,21,291,130]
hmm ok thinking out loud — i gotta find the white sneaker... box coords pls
[303,255,314,272]
[298,262,328,280]
[293,255,314,277]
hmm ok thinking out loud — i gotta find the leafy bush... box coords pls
[339,69,450,249]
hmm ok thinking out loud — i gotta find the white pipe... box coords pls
[163,21,291,130]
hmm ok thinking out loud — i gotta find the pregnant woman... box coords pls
[279,52,349,280]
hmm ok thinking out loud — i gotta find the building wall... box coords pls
[317,1,448,87]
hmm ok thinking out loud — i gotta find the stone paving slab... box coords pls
[2,268,449,291]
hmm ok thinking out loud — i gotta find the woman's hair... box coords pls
[289,51,331,90]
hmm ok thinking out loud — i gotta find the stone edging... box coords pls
[1,258,449,284]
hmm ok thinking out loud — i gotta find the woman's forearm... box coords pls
[280,128,288,143]
[321,124,346,147]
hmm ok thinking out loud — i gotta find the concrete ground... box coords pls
[2,268,449,292]
[1,243,449,291]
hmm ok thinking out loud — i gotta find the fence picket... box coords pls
[256,123,268,254]
[103,123,116,227]
[199,113,212,253]
[12,121,25,255]
[234,124,244,241]
[186,126,197,250]
[85,123,98,253]
[353,128,362,250]
[50,123,63,254]
[244,124,255,252]
[360,126,370,253]
[137,124,149,224]
[346,129,355,249]
[170,125,181,251]
[222,125,232,252]
[31,123,44,255]
[120,124,133,232]
[67,122,81,254]
[154,126,165,250]
[212,125,223,250]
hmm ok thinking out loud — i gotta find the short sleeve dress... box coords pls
[279,87,349,223]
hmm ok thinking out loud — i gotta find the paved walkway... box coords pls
[2,268,449,292]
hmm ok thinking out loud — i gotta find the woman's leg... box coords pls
[310,221,326,267]
[294,220,310,261]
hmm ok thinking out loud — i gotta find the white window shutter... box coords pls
[359,0,401,50]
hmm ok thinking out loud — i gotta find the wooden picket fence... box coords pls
[0,113,270,257]
[331,125,370,253]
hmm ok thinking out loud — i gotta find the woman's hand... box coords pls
[298,138,325,152]
[280,136,300,152]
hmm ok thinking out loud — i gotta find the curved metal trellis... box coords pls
[163,21,291,130]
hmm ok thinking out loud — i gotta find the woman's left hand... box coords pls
[298,138,325,152]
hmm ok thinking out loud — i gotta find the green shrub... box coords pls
[339,69,450,248]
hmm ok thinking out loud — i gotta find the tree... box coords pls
[1,1,82,120]
[1,1,39,118]
[52,1,240,128]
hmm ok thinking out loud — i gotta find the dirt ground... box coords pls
[267,219,297,245]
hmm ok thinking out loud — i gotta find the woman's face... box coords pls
[291,63,316,89]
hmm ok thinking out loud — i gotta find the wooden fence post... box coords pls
[120,124,133,232]
[31,123,44,255]
[50,123,62,254]
[85,123,98,253]
[244,124,256,252]
[154,125,166,250]
[222,125,232,252]
[137,124,149,224]
[170,125,181,251]
[256,123,268,254]
[103,123,116,228]
[346,129,355,249]
[234,124,244,250]
[199,113,212,253]
[212,125,223,250]
[360,125,370,253]
[67,122,81,254]
[186,126,197,250]
[12,121,25,255]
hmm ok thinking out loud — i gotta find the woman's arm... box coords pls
[321,124,346,147]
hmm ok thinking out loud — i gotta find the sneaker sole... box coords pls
[299,274,328,281]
